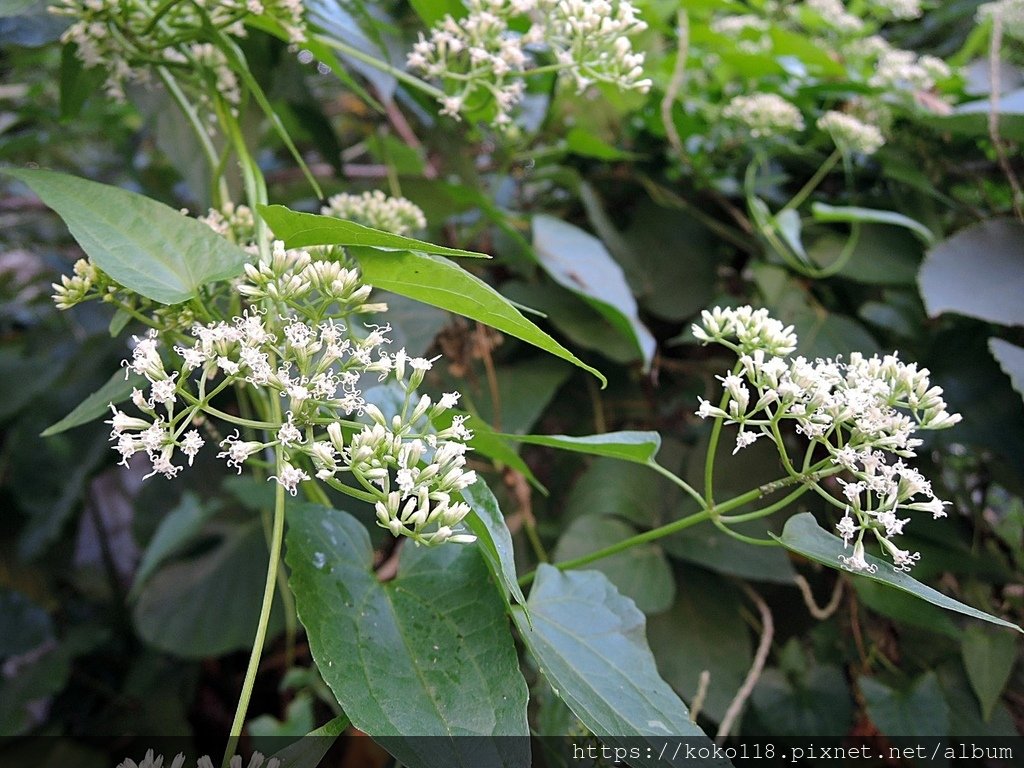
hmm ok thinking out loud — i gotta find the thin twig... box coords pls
[716,584,773,743]
[794,573,845,620]
[988,11,1024,220]
[661,10,689,160]
[689,670,711,723]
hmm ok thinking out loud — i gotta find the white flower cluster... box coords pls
[803,0,864,34]
[693,306,962,574]
[817,110,885,155]
[870,0,923,19]
[51,0,305,103]
[722,93,806,138]
[116,750,280,768]
[710,14,771,54]
[101,249,477,544]
[198,202,257,245]
[843,36,951,92]
[407,0,650,127]
[322,191,427,236]
[979,0,1024,40]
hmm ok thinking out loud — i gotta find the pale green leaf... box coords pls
[919,219,1024,326]
[258,204,488,259]
[989,338,1024,405]
[286,504,529,768]
[962,626,1018,722]
[532,215,656,369]
[3,168,250,304]
[459,478,528,610]
[503,431,661,464]
[513,566,722,765]
[774,513,1022,632]
[41,370,145,437]
[812,203,935,245]
[554,517,675,614]
[347,246,606,385]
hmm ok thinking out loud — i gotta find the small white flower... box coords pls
[839,540,877,573]
[180,430,204,465]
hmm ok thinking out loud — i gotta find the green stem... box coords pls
[221,449,286,768]
[518,509,713,587]
[780,149,841,214]
[315,34,446,100]
[156,66,229,203]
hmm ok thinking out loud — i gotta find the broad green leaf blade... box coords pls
[990,338,1024,405]
[287,504,530,768]
[554,517,675,614]
[3,168,250,304]
[860,672,948,738]
[774,513,1022,632]
[502,431,661,464]
[268,714,351,768]
[459,478,528,611]
[132,522,285,658]
[532,215,656,369]
[919,219,1024,326]
[348,247,606,385]
[513,565,723,767]
[41,370,144,437]
[130,493,217,598]
[433,409,545,493]
[648,569,752,726]
[258,204,488,259]
[961,626,1018,722]
[812,203,935,245]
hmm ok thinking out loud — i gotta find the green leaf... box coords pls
[554,517,675,614]
[812,203,935,245]
[347,246,607,386]
[3,168,250,304]
[565,127,641,160]
[774,513,1023,633]
[513,566,721,763]
[961,625,1018,722]
[919,219,1024,327]
[258,204,488,259]
[933,88,1024,143]
[459,478,528,610]
[41,370,145,437]
[647,567,753,725]
[989,338,1024,405]
[132,521,285,658]
[434,409,544,492]
[286,504,529,768]
[532,215,656,369]
[130,492,217,598]
[853,579,961,638]
[268,715,351,768]
[860,672,949,738]
[503,431,662,464]
[663,525,796,585]
[408,0,465,25]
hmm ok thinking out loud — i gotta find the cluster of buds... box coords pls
[817,110,885,155]
[407,0,650,128]
[693,306,961,573]
[322,191,427,236]
[51,0,305,107]
[59,191,477,547]
[721,93,806,139]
